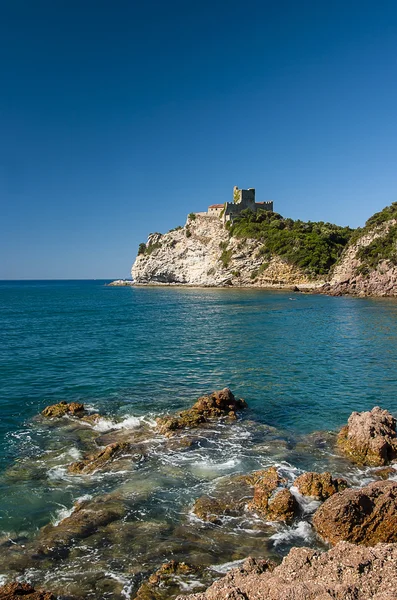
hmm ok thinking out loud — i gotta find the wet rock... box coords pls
[372,466,396,480]
[266,489,298,523]
[337,406,397,466]
[156,388,247,435]
[41,401,85,418]
[294,471,348,500]
[246,467,299,523]
[313,479,397,545]
[135,561,199,600]
[176,542,397,600]
[67,441,139,474]
[34,495,126,558]
[0,582,55,599]
[246,467,298,522]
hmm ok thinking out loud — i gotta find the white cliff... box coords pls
[131,214,313,288]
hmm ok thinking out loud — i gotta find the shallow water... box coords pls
[1,281,397,598]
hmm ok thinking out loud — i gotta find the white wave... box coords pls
[47,466,69,480]
[52,494,92,526]
[93,415,145,432]
[0,575,7,586]
[290,486,321,514]
[68,447,82,460]
[104,571,134,600]
[211,558,245,573]
[174,576,203,591]
[270,520,314,547]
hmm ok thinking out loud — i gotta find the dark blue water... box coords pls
[1,280,397,597]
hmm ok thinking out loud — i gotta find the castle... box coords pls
[204,186,273,222]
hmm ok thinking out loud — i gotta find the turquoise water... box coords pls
[1,280,397,598]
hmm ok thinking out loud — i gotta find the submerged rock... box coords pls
[135,561,199,600]
[337,406,397,466]
[41,401,85,418]
[294,471,348,500]
[67,441,139,474]
[156,388,247,435]
[0,582,55,599]
[313,479,397,546]
[35,495,126,558]
[176,542,397,600]
[192,474,255,523]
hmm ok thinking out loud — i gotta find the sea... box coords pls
[1,280,397,598]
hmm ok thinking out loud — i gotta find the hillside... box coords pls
[131,209,354,288]
[324,202,397,296]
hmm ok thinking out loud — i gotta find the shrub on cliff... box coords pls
[228,209,354,276]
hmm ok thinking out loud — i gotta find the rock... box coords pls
[372,466,396,480]
[294,471,348,500]
[131,214,312,288]
[337,406,397,466]
[41,401,85,418]
[156,388,247,435]
[67,442,137,474]
[0,582,55,599]
[266,489,299,523]
[312,479,397,546]
[246,467,299,523]
[34,495,125,557]
[176,542,397,600]
[323,209,397,297]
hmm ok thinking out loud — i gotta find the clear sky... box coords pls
[1,0,397,279]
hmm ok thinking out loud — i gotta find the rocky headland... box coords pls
[131,202,397,296]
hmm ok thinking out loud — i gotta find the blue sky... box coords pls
[1,0,397,279]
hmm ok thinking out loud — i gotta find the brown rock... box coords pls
[372,466,396,480]
[176,542,397,600]
[337,406,397,466]
[294,471,348,500]
[67,442,137,474]
[246,467,299,523]
[156,388,247,435]
[267,489,299,523]
[0,582,55,599]
[313,479,397,546]
[41,401,85,418]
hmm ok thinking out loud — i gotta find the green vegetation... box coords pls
[145,241,162,255]
[228,209,354,276]
[231,269,241,277]
[219,248,233,268]
[185,228,192,238]
[138,243,146,255]
[219,240,229,250]
[207,267,215,276]
[356,224,397,271]
[188,212,196,221]
[168,225,183,232]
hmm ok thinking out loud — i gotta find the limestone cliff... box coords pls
[323,203,397,297]
[131,214,314,288]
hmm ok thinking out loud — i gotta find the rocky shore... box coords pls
[1,396,397,599]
